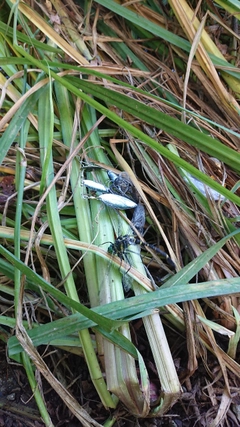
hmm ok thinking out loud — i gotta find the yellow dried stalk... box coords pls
[168,0,240,114]
[9,0,89,65]
[50,0,92,60]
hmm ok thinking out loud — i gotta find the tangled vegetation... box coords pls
[0,0,240,426]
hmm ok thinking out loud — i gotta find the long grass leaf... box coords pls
[8,276,240,357]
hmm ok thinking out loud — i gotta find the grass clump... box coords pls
[0,0,240,425]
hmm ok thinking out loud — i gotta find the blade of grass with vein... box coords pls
[167,143,240,242]
[0,20,61,52]
[54,83,118,409]
[0,88,41,164]
[6,274,240,357]
[71,78,240,170]
[52,84,100,306]
[38,78,116,408]
[1,224,239,296]
[21,352,54,427]
[2,55,239,141]
[0,34,25,93]
[18,47,240,181]
[95,0,240,82]
[0,235,140,373]
[214,0,240,18]
[228,307,240,359]
[3,228,240,350]
[13,114,53,425]
[7,46,240,206]
[2,55,238,138]
[128,246,181,415]
[94,0,190,52]
[54,76,150,412]
[79,106,150,416]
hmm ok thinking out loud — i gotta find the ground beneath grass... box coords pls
[1,335,239,426]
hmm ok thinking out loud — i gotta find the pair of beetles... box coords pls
[83,170,175,270]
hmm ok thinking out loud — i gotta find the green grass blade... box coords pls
[0,90,41,164]
[8,276,240,356]
[95,0,190,51]
[73,79,240,172]
[10,46,240,206]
